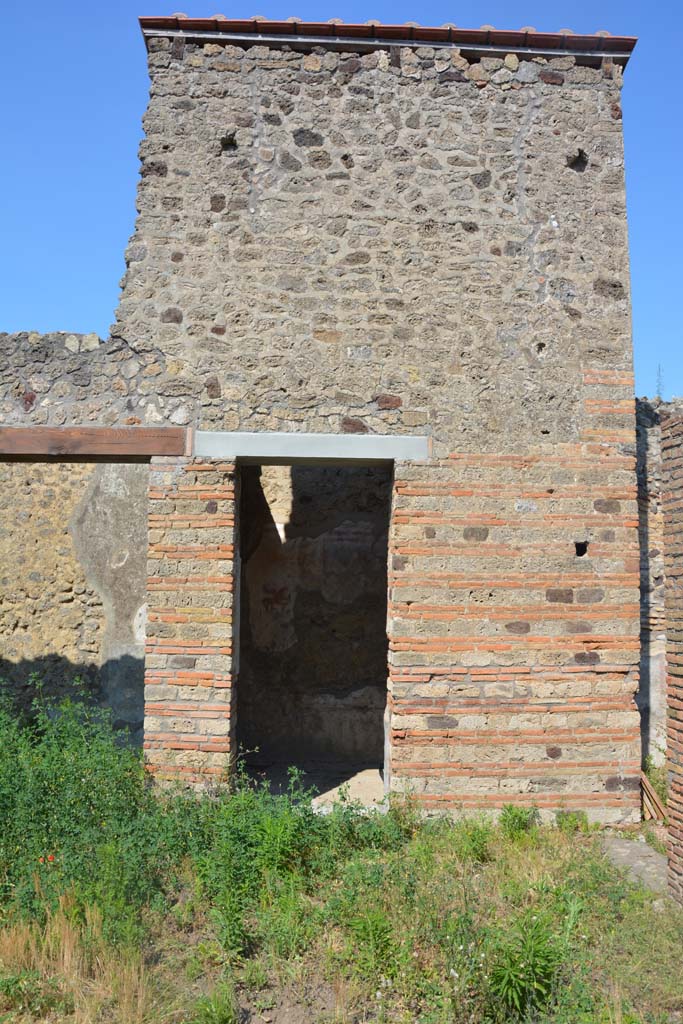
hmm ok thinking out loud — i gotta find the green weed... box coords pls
[0,970,72,1016]
[191,977,239,1024]
[499,803,541,840]
[0,693,177,942]
[452,817,494,862]
[555,810,591,835]
[488,913,563,1019]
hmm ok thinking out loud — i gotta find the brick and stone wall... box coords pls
[0,33,642,816]
[662,415,683,898]
[388,439,639,818]
[113,38,639,817]
[144,457,237,784]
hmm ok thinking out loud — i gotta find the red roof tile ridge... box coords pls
[138,15,637,61]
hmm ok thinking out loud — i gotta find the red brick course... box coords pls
[386,437,641,821]
[662,416,683,899]
[144,456,238,784]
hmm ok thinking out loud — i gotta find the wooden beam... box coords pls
[0,427,188,458]
[641,771,666,822]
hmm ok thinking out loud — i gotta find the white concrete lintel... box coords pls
[194,430,430,464]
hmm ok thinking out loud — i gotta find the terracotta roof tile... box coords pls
[139,16,637,64]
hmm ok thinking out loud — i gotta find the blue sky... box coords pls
[1,1,680,399]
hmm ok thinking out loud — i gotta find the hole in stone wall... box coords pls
[575,540,589,557]
[236,463,392,803]
[566,148,588,172]
[220,131,238,153]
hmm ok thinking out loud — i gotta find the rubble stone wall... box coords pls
[0,457,148,737]
[0,331,193,428]
[0,461,104,690]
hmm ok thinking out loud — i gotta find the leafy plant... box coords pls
[348,906,396,977]
[499,804,540,840]
[0,971,72,1016]
[191,978,239,1024]
[555,810,591,835]
[452,818,494,863]
[0,692,177,941]
[488,914,563,1019]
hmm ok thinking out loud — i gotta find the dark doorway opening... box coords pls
[236,462,392,799]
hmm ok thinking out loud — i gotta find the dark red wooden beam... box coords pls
[0,426,189,458]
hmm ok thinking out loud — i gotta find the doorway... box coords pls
[235,462,393,801]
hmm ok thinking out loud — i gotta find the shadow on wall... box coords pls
[637,404,652,763]
[635,399,668,768]
[0,654,145,745]
[236,463,393,770]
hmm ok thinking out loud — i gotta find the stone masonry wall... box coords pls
[0,331,194,427]
[112,38,639,817]
[0,461,104,692]
[661,415,683,899]
[114,41,633,447]
[0,329,175,737]
[0,458,148,736]
[0,35,641,815]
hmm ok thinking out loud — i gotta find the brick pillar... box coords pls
[144,457,237,784]
[662,416,683,900]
